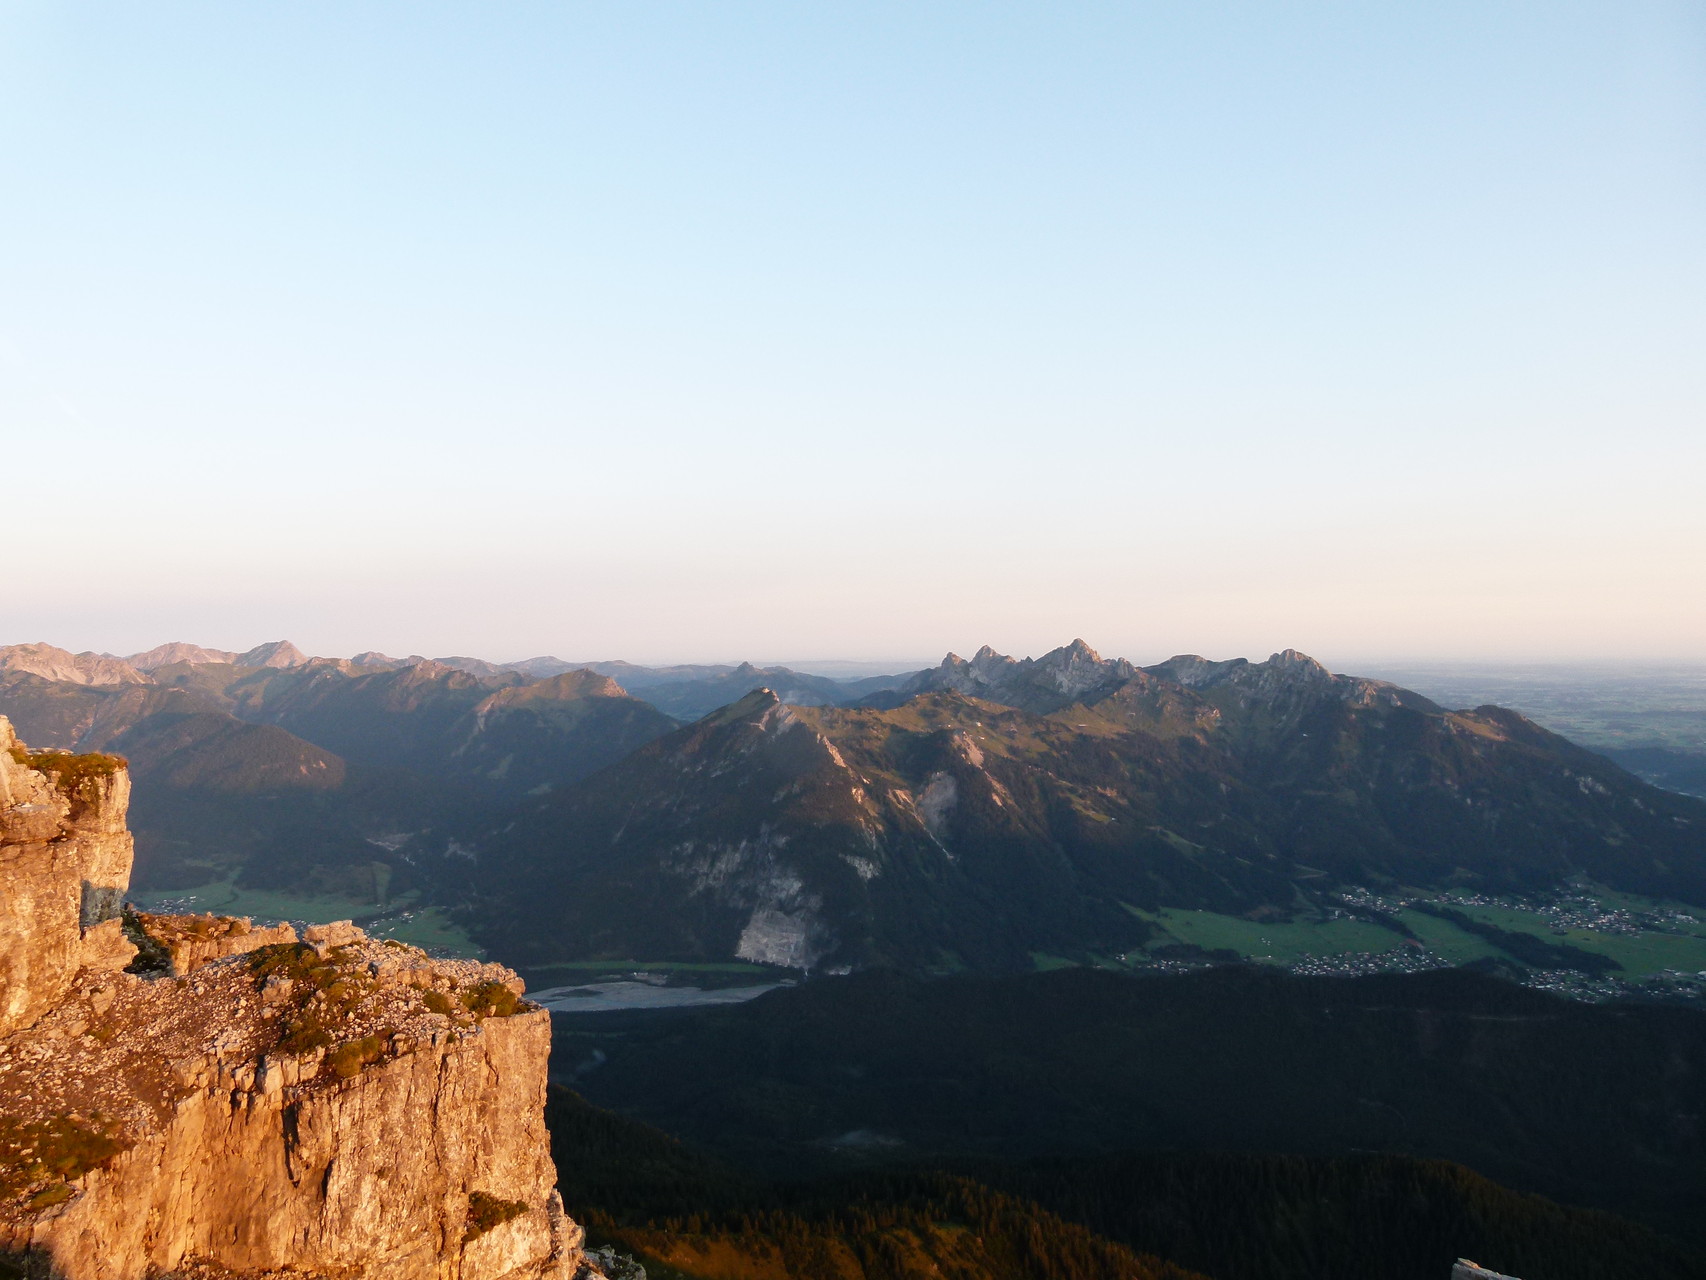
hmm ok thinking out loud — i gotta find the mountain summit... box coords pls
[893,639,1139,712]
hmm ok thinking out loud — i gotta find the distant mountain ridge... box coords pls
[125,639,310,670]
[0,637,890,898]
[0,640,922,713]
[8,636,1705,977]
[880,638,1435,720]
[0,644,680,894]
[0,642,150,686]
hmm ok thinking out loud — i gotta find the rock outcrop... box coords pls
[0,718,136,1036]
[0,717,589,1279]
[126,911,299,977]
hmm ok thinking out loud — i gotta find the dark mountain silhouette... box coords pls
[0,655,677,892]
[0,672,457,893]
[148,657,677,799]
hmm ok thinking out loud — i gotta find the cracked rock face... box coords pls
[0,718,588,1279]
[0,716,136,1037]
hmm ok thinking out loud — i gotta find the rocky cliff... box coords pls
[0,716,589,1279]
[0,719,135,1036]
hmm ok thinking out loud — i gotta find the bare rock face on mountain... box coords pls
[0,644,147,687]
[477,688,870,972]
[895,640,1421,723]
[0,722,588,1279]
[897,638,1139,713]
[234,639,311,669]
[126,642,241,671]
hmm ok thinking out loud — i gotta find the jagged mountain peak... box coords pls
[900,640,1131,713]
[1033,639,1131,693]
[882,642,1456,731]
[1135,649,1445,726]
[967,647,1020,682]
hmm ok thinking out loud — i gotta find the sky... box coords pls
[2,2,1702,667]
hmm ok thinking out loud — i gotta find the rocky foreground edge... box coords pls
[0,715,595,1279]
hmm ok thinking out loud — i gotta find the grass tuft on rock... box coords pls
[327,1034,387,1079]
[0,1112,126,1204]
[248,942,378,1054]
[464,1190,528,1242]
[461,981,523,1019]
[12,748,126,803]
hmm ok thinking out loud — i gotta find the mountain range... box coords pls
[473,642,1706,971]
[0,642,903,900]
[0,646,679,893]
[3,638,1703,981]
[7,687,1700,1279]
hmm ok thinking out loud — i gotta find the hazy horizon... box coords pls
[4,3,1700,662]
[10,633,1706,679]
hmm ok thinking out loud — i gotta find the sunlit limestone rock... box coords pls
[0,716,136,1036]
[0,719,590,1279]
[0,644,149,687]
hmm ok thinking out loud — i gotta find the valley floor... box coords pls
[1121,883,1706,1002]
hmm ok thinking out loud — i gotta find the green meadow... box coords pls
[1123,893,1706,979]
[1129,905,1407,965]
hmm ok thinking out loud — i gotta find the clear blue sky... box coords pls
[2,2,1701,666]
